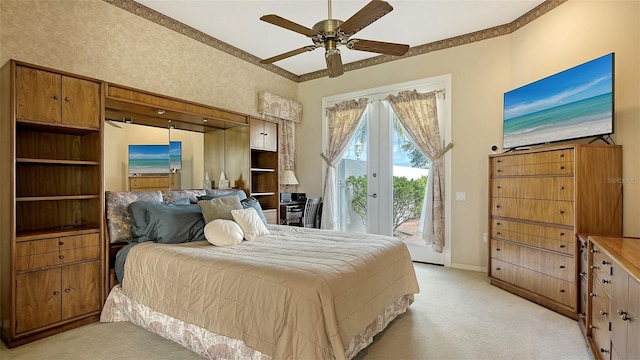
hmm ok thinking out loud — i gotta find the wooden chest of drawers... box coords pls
[488,144,622,318]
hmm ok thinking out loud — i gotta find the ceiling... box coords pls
[133,0,547,78]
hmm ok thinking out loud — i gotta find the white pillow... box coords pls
[204,219,244,247]
[231,208,270,240]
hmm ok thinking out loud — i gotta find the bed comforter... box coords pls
[118,225,419,360]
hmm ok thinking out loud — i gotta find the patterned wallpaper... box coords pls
[0,0,297,117]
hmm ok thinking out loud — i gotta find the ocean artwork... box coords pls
[503,53,613,149]
[170,141,182,170]
[128,144,170,174]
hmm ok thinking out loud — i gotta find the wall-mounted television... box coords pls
[170,141,182,170]
[128,144,170,174]
[502,53,614,150]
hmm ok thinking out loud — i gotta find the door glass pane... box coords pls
[392,113,429,245]
[337,113,368,233]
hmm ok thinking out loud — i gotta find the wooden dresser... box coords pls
[0,61,105,347]
[128,173,180,191]
[488,144,622,318]
[581,235,640,360]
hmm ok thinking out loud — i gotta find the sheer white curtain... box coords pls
[321,98,368,230]
[387,90,452,252]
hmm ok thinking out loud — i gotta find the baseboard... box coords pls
[450,263,486,272]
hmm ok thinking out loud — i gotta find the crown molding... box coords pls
[103,0,566,83]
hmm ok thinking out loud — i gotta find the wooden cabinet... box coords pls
[0,61,104,348]
[585,236,640,360]
[250,117,277,151]
[249,117,279,224]
[129,173,180,191]
[488,144,622,318]
[16,65,100,129]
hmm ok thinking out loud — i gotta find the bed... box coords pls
[100,190,420,360]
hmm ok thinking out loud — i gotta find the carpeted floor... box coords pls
[0,263,592,360]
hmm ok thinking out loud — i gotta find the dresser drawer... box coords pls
[591,244,613,296]
[492,198,574,226]
[491,177,574,201]
[491,149,574,176]
[492,240,574,281]
[263,209,278,224]
[16,233,100,272]
[590,280,611,355]
[491,259,575,307]
[492,219,574,255]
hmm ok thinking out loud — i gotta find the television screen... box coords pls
[128,144,170,174]
[170,141,182,170]
[503,53,614,149]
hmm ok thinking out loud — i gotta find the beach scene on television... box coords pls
[128,144,170,174]
[503,53,613,149]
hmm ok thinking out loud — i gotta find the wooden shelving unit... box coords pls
[0,60,105,348]
[249,117,279,223]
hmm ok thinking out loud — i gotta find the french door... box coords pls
[334,93,446,264]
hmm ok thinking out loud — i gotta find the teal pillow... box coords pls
[129,201,205,244]
[197,190,248,201]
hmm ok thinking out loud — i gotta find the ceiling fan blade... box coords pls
[339,0,393,36]
[260,46,317,64]
[325,50,344,78]
[260,14,317,37]
[348,39,409,56]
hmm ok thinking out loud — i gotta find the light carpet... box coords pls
[0,263,592,360]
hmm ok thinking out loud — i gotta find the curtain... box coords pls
[386,90,452,253]
[321,98,369,230]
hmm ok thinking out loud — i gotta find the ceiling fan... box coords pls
[260,0,410,78]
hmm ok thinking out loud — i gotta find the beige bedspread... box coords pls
[121,225,419,360]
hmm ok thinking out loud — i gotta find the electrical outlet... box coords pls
[455,192,466,201]
[483,232,488,243]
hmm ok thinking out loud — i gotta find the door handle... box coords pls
[367,193,378,199]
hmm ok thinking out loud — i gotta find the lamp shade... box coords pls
[280,170,299,185]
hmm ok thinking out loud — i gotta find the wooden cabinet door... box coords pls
[626,277,640,360]
[250,117,265,149]
[263,121,277,151]
[61,76,100,129]
[16,66,61,124]
[61,260,101,319]
[15,268,61,333]
[611,266,628,359]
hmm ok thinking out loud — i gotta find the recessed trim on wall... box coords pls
[102,0,567,83]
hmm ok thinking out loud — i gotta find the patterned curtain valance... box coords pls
[258,91,303,123]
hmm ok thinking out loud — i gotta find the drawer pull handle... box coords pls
[590,292,597,298]
[496,248,501,251]
[560,289,565,293]
[497,169,502,173]
[65,289,71,293]
[579,271,587,277]
[496,205,501,208]
[496,232,501,235]
[53,95,59,100]
[560,244,565,248]
[65,96,71,101]
[497,160,502,163]
[617,310,630,321]
[560,232,565,236]
[602,279,610,284]
[496,267,501,271]
[560,166,565,170]
[578,313,586,319]
[600,310,608,316]
[560,186,564,190]
[589,325,596,329]
[59,255,64,260]
[53,291,59,296]
[600,348,609,354]
[559,210,565,214]
[560,153,565,158]
[601,260,610,265]
[59,241,64,246]
[591,249,598,254]
[591,266,599,270]
[496,222,501,225]
[559,265,565,269]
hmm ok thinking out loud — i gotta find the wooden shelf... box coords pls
[16,195,100,202]
[16,119,100,134]
[16,158,100,166]
[251,192,276,196]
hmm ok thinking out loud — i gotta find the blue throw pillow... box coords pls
[129,201,205,244]
[241,196,267,225]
